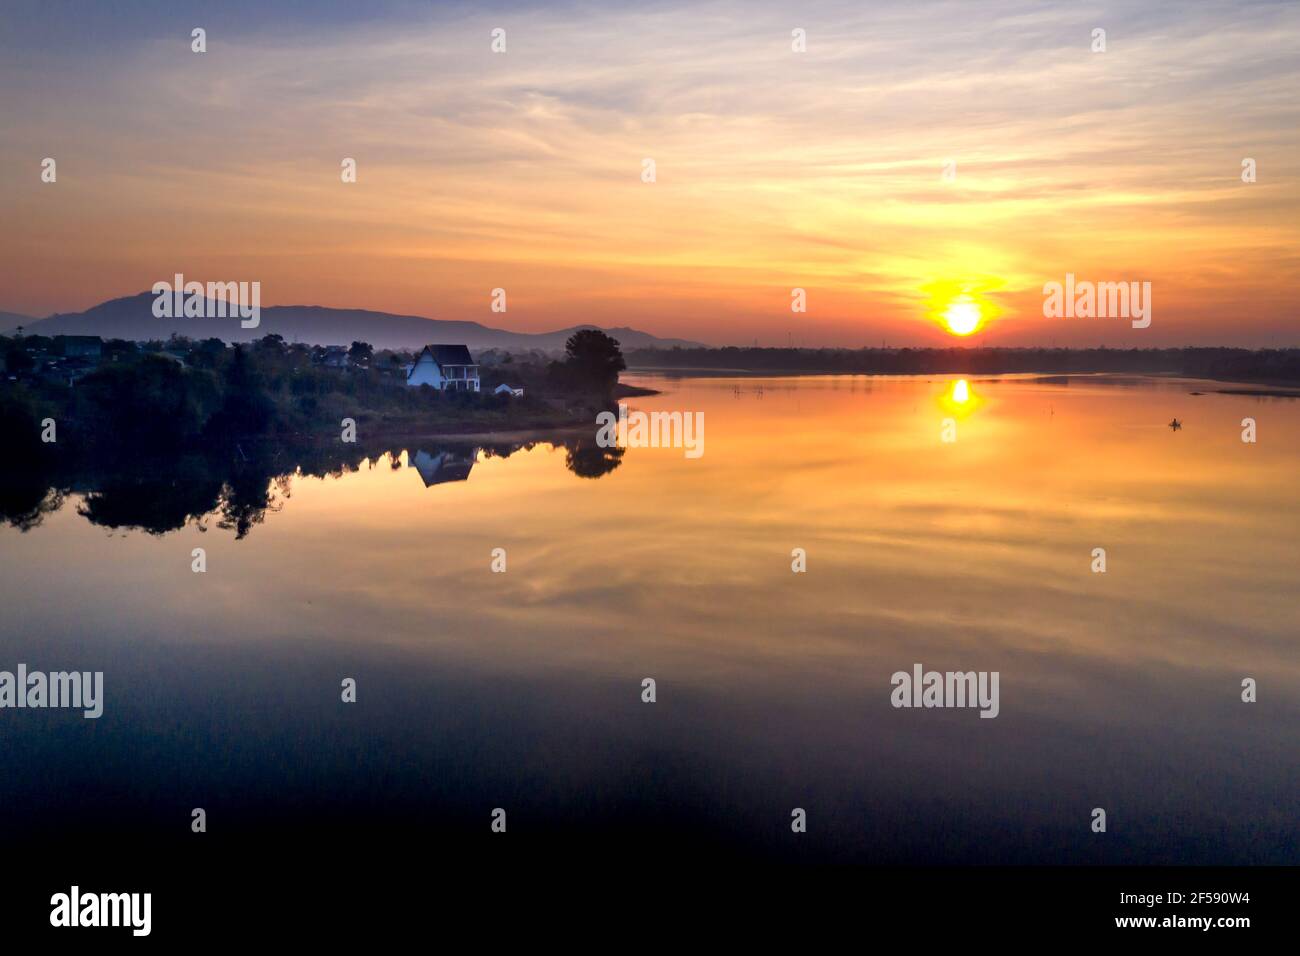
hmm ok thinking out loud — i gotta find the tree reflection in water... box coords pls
[1,434,624,538]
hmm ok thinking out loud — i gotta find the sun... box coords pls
[943,297,982,336]
[922,279,1000,337]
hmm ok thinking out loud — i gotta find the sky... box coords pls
[1,0,1297,347]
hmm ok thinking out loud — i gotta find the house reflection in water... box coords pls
[410,447,478,487]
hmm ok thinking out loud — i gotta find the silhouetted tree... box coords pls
[205,344,273,439]
[76,355,215,451]
[0,388,46,463]
[3,341,34,374]
[190,337,227,368]
[559,329,625,398]
[256,333,287,355]
[348,341,374,366]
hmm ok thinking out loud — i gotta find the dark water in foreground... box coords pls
[1,374,1297,865]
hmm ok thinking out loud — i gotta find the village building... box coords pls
[406,345,480,392]
[56,335,103,360]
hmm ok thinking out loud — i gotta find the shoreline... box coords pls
[260,382,665,445]
[295,422,597,445]
[626,367,1300,396]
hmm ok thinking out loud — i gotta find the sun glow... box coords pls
[924,281,1000,338]
[943,297,982,336]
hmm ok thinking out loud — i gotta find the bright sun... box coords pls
[943,297,982,336]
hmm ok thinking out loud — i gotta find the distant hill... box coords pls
[4,292,702,352]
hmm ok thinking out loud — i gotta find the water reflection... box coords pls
[1,433,624,537]
[937,377,982,417]
[411,447,476,486]
[1,373,1297,865]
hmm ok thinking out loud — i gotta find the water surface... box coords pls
[1,373,1296,864]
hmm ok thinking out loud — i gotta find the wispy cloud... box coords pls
[1,0,1296,344]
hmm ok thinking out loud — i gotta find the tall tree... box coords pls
[348,341,374,366]
[562,329,625,398]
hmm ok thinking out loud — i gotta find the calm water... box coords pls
[1,373,1297,865]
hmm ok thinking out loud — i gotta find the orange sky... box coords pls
[1,1,1297,346]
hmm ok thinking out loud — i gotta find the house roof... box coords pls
[419,344,476,367]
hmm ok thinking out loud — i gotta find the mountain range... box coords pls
[2,293,701,352]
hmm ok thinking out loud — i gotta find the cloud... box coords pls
[0,0,1296,344]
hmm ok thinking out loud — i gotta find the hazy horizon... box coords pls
[2,0,1298,348]
[5,287,1299,351]
[6,294,1300,354]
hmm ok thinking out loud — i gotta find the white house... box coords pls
[407,345,480,391]
[493,383,525,397]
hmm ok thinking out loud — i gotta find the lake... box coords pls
[1,373,1297,865]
